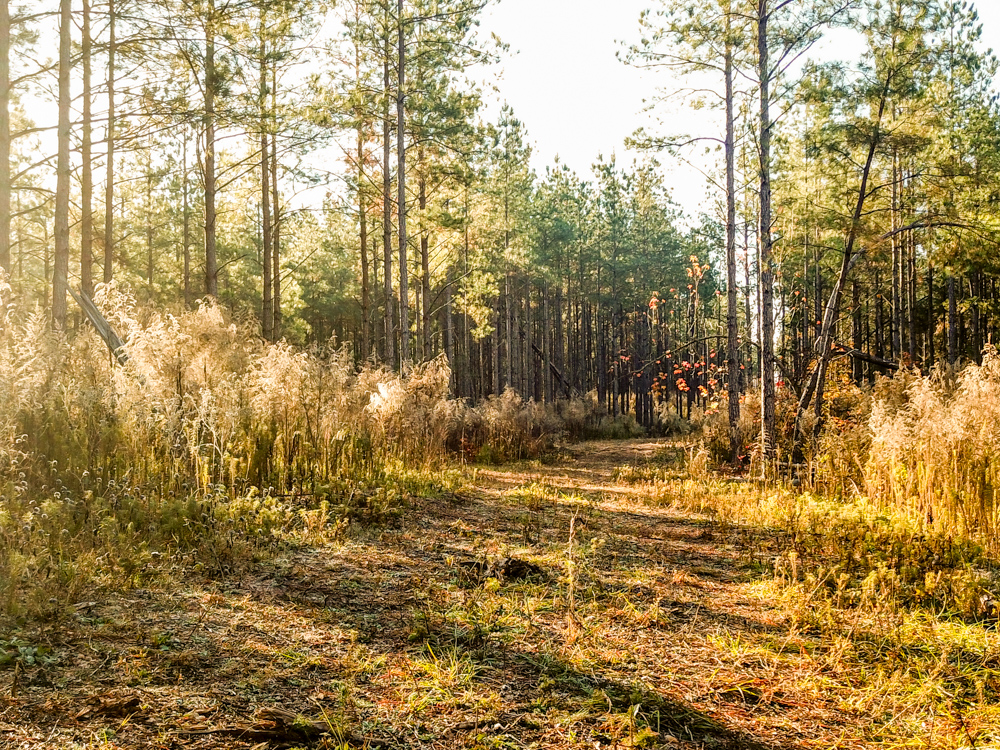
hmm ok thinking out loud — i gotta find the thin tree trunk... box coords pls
[891,150,901,360]
[382,52,395,366]
[757,0,776,461]
[724,12,740,462]
[419,162,430,359]
[204,0,218,297]
[145,157,153,287]
[505,273,512,389]
[359,133,369,358]
[796,72,891,447]
[183,132,191,308]
[443,271,454,383]
[271,127,281,337]
[0,0,9,276]
[907,225,916,362]
[927,260,935,367]
[53,0,72,329]
[948,273,958,365]
[104,0,115,284]
[81,0,94,296]
[396,0,409,364]
[523,285,531,399]
[813,245,822,344]
[554,281,564,396]
[261,80,273,339]
[493,301,501,395]
[543,283,552,402]
[971,273,981,361]
[875,271,885,360]
[0,0,13,276]
[852,279,863,384]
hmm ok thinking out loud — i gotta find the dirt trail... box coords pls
[475,439,676,497]
[1,439,859,750]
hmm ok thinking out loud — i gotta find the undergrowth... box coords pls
[610,444,1000,748]
[0,288,551,619]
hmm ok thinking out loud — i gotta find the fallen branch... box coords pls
[831,342,899,371]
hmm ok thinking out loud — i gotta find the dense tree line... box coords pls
[2,0,999,462]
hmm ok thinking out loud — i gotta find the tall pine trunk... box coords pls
[53,0,72,329]
[271,129,281,337]
[724,9,740,462]
[757,0,776,462]
[183,132,191,308]
[81,0,94,296]
[948,274,958,365]
[203,0,218,297]
[259,14,273,340]
[356,34,370,359]
[359,131,370,358]
[0,0,10,275]
[396,0,409,364]
[104,0,115,283]
[382,51,395,366]
[261,130,273,339]
[419,157,430,360]
[927,260,935,367]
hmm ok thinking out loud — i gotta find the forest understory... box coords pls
[0,437,997,750]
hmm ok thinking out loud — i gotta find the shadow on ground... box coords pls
[0,439,836,749]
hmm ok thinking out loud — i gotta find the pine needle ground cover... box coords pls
[0,439,997,750]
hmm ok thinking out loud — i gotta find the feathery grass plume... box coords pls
[0,286,640,618]
[867,348,1000,552]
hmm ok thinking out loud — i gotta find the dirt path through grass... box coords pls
[1,439,877,749]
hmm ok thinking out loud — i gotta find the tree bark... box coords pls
[261,105,273,339]
[948,273,958,365]
[382,50,395,366]
[927,260,935,367]
[852,279,863,384]
[104,0,115,284]
[724,10,740,462]
[259,12,273,339]
[271,129,281,337]
[183,131,191,308]
[355,31,369,359]
[396,0,410,365]
[53,0,72,329]
[891,149,901,360]
[81,0,94,296]
[757,0,776,462]
[145,155,153,287]
[0,0,11,276]
[419,159,430,360]
[203,0,218,297]
[359,129,369,358]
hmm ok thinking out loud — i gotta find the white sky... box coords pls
[481,0,1000,220]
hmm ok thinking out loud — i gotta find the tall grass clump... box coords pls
[0,287,482,616]
[448,389,564,463]
[867,348,1000,552]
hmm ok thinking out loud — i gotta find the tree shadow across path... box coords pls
[0,438,858,749]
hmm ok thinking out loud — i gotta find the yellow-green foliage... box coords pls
[867,348,1000,552]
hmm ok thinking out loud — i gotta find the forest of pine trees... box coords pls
[2,0,1000,457]
[7,3,1000,746]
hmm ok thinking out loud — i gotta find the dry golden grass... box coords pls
[0,438,995,749]
[4,291,1000,749]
